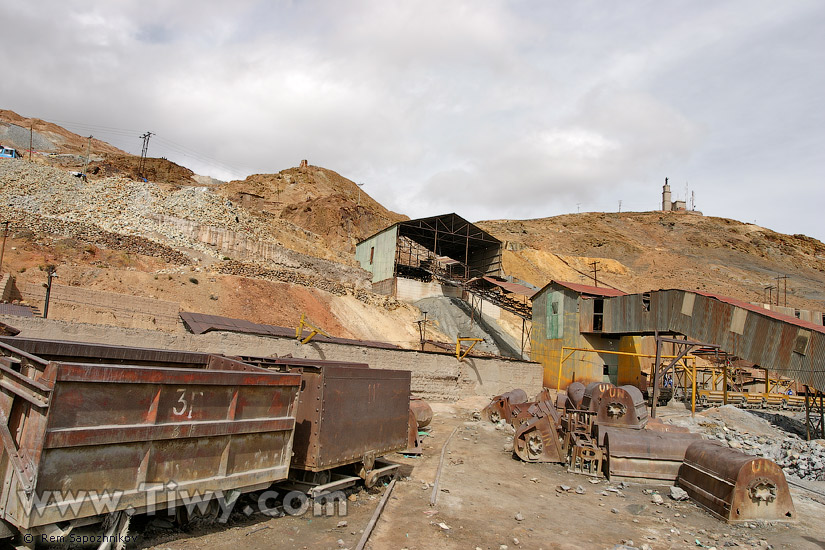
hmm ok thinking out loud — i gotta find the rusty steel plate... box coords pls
[603,428,701,483]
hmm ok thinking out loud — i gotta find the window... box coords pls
[369,246,374,265]
[642,293,650,312]
[593,298,604,331]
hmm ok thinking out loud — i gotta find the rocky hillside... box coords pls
[2,108,824,346]
[479,211,825,310]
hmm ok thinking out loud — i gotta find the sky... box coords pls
[2,1,823,240]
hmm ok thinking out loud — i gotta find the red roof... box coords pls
[551,280,627,297]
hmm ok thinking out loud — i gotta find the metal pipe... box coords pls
[430,426,459,507]
[692,358,696,417]
[652,332,661,419]
[723,360,728,405]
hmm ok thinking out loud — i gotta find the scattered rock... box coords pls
[670,486,689,501]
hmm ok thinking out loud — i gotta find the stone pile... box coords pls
[703,421,825,481]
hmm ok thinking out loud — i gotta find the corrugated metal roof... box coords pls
[551,280,627,297]
[481,277,537,298]
[685,291,825,335]
[0,303,35,317]
[179,312,402,350]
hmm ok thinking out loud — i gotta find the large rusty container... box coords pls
[677,440,795,523]
[0,340,300,534]
[254,358,411,473]
[595,385,648,430]
[603,428,702,482]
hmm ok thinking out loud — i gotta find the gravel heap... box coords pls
[0,161,275,260]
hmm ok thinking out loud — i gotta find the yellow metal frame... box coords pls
[456,338,484,361]
[556,347,696,391]
[296,313,330,344]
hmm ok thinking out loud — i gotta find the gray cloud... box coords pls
[2,0,822,239]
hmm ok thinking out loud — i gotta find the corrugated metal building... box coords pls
[575,289,825,393]
[530,281,648,389]
[355,213,502,296]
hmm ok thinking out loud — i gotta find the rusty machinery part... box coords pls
[677,440,795,523]
[481,389,529,424]
[595,385,649,430]
[535,387,553,402]
[507,401,536,426]
[409,396,433,428]
[513,415,565,463]
[568,439,604,477]
[565,382,586,411]
[403,408,423,456]
[507,389,529,404]
[581,381,614,412]
[645,418,691,434]
[602,428,702,483]
[513,399,561,431]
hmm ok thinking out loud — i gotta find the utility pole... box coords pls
[82,135,93,177]
[417,311,429,351]
[138,132,154,179]
[590,261,600,287]
[576,203,581,214]
[0,221,9,274]
[43,267,58,318]
[29,124,33,161]
[775,275,789,307]
[765,285,774,305]
[618,200,622,213]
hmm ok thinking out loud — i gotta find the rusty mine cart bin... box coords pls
[677,440,795,523]
[244,357,411,491]
[0,339,301,543]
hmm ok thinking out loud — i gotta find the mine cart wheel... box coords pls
[175,498,221,528]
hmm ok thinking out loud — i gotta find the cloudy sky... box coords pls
[3,1,823,239]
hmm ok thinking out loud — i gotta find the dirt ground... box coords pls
[130,399,825,550]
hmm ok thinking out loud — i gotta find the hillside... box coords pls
[1,108,823,349]
[478,211,825,310]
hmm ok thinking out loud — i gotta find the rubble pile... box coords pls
[0,207,189,264]
[705,427,825,481]
[692,406,825,481]
[0,161,282,260]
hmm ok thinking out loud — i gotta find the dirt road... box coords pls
[139,399,825,550]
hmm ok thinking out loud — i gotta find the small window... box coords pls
[642,293,650,312]
[551,301,559,315]
[369,246,374,265]
[602,364,609,375]
[794,329,810,356]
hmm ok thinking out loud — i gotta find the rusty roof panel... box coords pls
[179,312,402,350]
[551,280,627,297]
